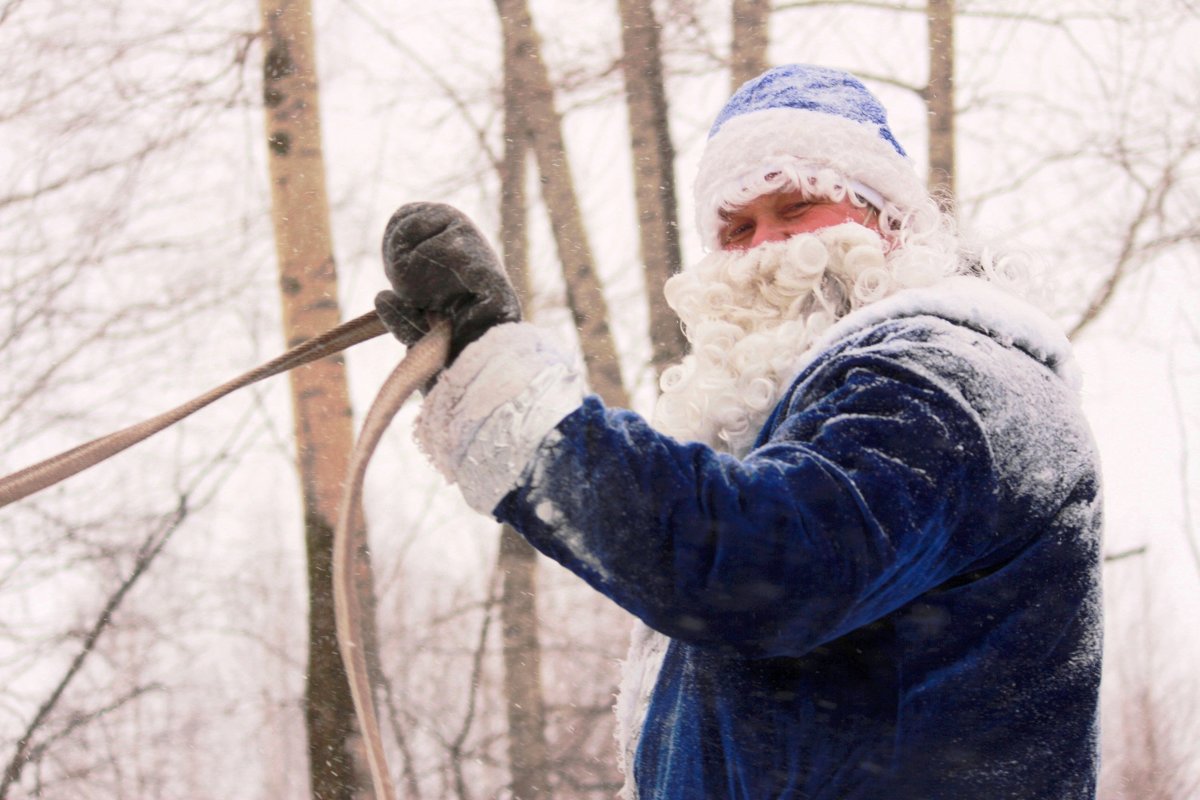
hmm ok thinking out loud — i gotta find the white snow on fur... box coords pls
[414,322,585,513]
[807,275,1081,389]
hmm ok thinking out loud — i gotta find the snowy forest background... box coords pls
[2,0,1198,797]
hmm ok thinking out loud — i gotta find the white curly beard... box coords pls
[653,223,928,456]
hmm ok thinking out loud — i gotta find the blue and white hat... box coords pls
[694,64,928,249]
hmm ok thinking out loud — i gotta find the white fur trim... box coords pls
[804,276,1083,390]
[694,107,929,250]
[414,322,586,513]
[847,180,885,211]
[615,622,671,800]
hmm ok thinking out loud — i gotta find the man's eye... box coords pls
[723,222,753,243]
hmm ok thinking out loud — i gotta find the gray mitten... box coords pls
[374,202,521,364]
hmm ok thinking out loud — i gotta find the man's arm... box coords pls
[420,319,1006,659]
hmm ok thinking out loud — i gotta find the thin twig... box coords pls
[1104,545,1148,564]
[0,501,187,798]
[0,395,265,796]
[447,567,503,800]
[1167,314,1200,579]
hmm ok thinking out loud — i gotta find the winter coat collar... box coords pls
[804,276,1082,390]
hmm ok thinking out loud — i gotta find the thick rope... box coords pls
[333,319,449,800]
[0,311,451,800]
[0,310,388,509]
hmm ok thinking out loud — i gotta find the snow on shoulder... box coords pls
[807,275,1082,391]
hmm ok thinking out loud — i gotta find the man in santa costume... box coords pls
[375,64,1103,800]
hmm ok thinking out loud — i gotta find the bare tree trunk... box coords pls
[493,40,550,800]
[499,47,532,312]
[731,0,771,90]
[258,1,372,796]
[926,0,956,208]
[617,0,687,377]
[497,526,549,800]
[495,0,630,408]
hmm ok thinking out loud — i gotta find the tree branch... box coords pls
[774,1,1127,27]
[1167,316,1200,579]
[0,500,188,798]
[338,0,500,171]
[1067,157,1175,340]
[446,567,502,800]
[1104,545,1148,563]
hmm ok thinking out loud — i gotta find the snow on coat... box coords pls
[415,276,1103,800]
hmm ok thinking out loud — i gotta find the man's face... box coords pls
[718,189,879,251]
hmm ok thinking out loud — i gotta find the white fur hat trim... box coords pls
[693,107,928,250]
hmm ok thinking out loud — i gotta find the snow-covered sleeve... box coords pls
[492,317,1023,659]
[414,322,586,514]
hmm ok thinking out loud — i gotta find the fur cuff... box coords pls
[414,322,586,514]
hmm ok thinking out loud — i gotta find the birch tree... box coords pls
[496,30,550,799]
[731,0,771,89]
[617,0,688,377]
[490,10,633,787]
[258,0,374,795]
[925,0,955,205]
[494,0,630,408]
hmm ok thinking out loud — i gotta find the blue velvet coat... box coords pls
[488,283,1103,799]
